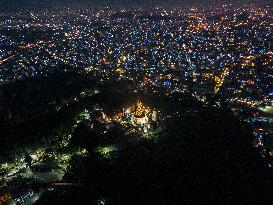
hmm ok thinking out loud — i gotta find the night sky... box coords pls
[0,0,270,10]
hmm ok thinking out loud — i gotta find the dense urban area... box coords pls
[0,4,272,205]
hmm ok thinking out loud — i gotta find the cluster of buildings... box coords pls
[0,6,271,100]
[115,100,160,134]
[84,100,161,136]
[0,5,271,113]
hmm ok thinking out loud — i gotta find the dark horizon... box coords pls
[0,0,271,11]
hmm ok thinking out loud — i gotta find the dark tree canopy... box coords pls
[36,108,273,205]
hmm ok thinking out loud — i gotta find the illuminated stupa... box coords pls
[132,100,149,125]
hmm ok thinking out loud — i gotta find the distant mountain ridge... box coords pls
[0,0,270,11]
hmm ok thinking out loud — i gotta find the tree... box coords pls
[55,107,273,205]
[24,152,32,168]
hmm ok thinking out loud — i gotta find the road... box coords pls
[7,191,42,205]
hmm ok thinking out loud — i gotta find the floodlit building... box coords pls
[152,109,158,122]
[131,100,149,125]
[112,100,161,135]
